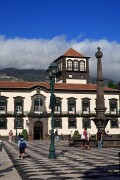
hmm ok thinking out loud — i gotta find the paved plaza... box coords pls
[0,140,120,180]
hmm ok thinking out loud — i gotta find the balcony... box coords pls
[1,110,120,118]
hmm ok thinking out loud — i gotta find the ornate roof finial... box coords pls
[95,47,103,59]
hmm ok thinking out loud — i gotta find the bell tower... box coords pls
[54,48,90,84]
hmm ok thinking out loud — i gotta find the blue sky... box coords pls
[0,0,120,41]
[0,0,120,81]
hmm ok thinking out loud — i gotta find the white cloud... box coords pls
[0,35,120,81]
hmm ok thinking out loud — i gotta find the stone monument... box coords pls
[92,47,109,134]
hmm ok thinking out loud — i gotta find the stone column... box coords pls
[94,47,108,133]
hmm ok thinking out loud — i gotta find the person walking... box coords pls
[18,135,27,159]
[96,128,102,149]
[55,129,59,142]
[8,130,13,143]
[86,128,91,145]
[81,127,90,149]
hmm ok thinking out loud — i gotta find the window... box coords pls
[0,118,7,129]
[54,118,62,128]
[34,98,43,113]
[110,119,118,128]
[54,99,61,113]
[82,98,90,114]
[68,118,77,128]
[82,118,91,128]
[14,97,24,114]
[73,60,78,71]
[0,97,7,114]
[32,93,46,114]
[58,62,62,71]
[68,98,76,114]
[80,60,85,71]
[14,118,24,129]
[109,99,118,114]
[67,60,72,71]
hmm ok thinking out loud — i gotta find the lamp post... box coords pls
[15,107,19,143]
[47,62,58,159]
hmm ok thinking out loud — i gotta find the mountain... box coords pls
[0,68,118,88]
[0,68,49,82]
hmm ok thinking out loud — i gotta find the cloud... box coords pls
[0,35,120,81]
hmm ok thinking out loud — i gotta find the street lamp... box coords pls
[15,107,19,143]
[47,62,58,159]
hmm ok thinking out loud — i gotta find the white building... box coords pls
[0,48,120,140]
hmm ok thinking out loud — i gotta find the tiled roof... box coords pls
[63,48,85,57]
[0,81,118,92]
[0,81,49,88]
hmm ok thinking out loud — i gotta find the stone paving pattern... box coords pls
[0,146,22,180]
[1,140,120,180]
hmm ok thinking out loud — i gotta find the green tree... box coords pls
[73,130,79,139]
[22,129,28,141]
[108,81,118,89]
[108,81,114,88]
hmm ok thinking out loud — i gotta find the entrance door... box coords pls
[34,121,43,140]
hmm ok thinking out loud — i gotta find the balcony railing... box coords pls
[1,110,120,117]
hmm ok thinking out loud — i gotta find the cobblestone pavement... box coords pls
[0,145,22,180]
[2,140,120,180]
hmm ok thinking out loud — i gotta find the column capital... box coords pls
[95,47,103,59]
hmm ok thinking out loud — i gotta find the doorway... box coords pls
[34,121,43,140]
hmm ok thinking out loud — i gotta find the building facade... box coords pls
[0,48,120,140]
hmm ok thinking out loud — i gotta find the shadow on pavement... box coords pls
[81,164,120,179]
[0,165,15,178]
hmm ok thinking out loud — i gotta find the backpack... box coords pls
[19,140,26,149]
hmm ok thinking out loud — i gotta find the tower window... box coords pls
[67,60,72,71]
[80,60,85,71]
[73,60,78,71]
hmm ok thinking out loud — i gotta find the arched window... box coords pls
[109,98,118,114]
[32,92,46,114]
[67,59,72,71]
[68,98,76,114]
[82,98,90,114]
[0,96,7,114]
[73,60,78,71]
[14,97,24,114]
[34,98,43,113]
[80,60,85,71]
